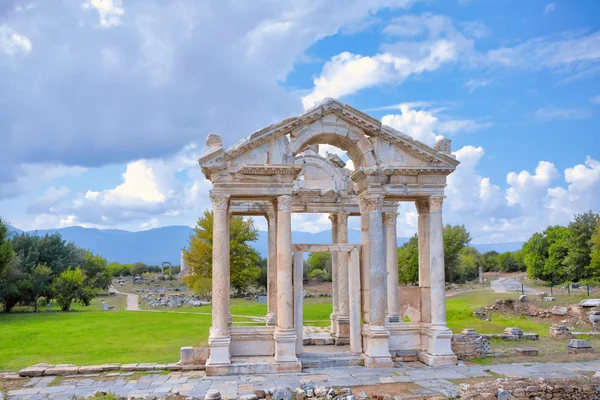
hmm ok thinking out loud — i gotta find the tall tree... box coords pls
[54,268,95,311]
[30,264,54,312]
[588,223,600,279]
[564,211,600,280]
[184,210,261,294]
[397,234,419,284]
[523,225,569,282]
[482,250,500,272]
[306,252,332,274]
[0,218,13,277]
[443,224,472,283]
[0,256,32,313]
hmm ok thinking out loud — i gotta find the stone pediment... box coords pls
[199,98,459,180]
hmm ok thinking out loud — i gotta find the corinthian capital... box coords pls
[415,198,429,214]
[277,195,292,211]
[429,195,445,212]
[361,195,384,213]
[210,192,230,211]
[383,211,398,226]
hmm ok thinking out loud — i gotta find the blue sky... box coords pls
[0,0,598,244]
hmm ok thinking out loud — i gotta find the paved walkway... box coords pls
[490,277,536,294]
[6,360,600,400]
[110,287,139,311]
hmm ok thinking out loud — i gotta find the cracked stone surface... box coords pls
[5,360,600,400]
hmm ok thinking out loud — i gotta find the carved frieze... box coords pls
[238,165,302,175]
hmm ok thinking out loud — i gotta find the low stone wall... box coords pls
[451,334,490,360]
[460,377,600,399]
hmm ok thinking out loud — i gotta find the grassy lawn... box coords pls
[0,310,209,371]
[446,290,550,335]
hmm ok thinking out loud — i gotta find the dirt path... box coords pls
[110,286,139,311]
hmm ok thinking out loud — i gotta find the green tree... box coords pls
[255,257,268,290]
[307,252,332,274]
[106,262,132,277]
[308,268,327,283]
[0,218,14,277]
[482,251,499,272]
[588,223,600,279]
[523,225,570,282]
[54,268,95,311]
[444,224,472,283]
[11,232,83,275]
[131,262,148,276]
[564,211,600,280]
[397,235,419,284]
[80,251,111,290]
[456,246,482,282]
[0,257,31,313]
[184,210,261,294]
[30,264,54,312]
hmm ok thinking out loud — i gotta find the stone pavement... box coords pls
[6,360,600,400]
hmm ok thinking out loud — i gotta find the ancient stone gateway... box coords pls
[198,99,459,375]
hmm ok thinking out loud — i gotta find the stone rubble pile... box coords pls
[460,376,600,400]
[141,292,210,308]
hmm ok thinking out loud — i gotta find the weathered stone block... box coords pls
[567,338,594,354]
[518,295,527,302]
[522,333,539,340]
[542,297,555,302]
[549,324,573,339]
[18,367,46,377]
[512,347,539,356]
[504,327,523,337]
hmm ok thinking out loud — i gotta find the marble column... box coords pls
[384,211,400,323]
[265,210,277,326]
[274,195,298,363]
[429,196,447,329]
[336,211,350,343]
[206,192,231,366]
[348,247,362,354]
[416,199,431,323]
[329,214,339,334]
[359,198,371,324]
[417,195,457,367]
[361,193,393,368]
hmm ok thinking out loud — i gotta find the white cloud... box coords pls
[82,0,125,28]
[544,2,557,14]
[0,164,85,200]
[465,78,491,92]
[27,186,70,214]
[0,26,32,56]
[533,106,594,121]
[506,161,560,207]
[591,95,600,105]
[381,102,492,146]
[460,20,488,39]
[303,13,473,109]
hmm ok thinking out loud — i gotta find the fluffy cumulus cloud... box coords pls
[29,143,212,229]
[0,0,415,200]
[380,102,491,146]
[302,13,474,108]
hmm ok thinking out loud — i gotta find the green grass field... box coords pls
[0,289,560,371]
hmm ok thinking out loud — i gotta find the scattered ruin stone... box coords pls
[522,333,539,340]
[205,389,221,400]
[579,299,600,307]
[512,347,539,356]
[589,310,600,331]
[518,295,527,302]
[567,339,594,354]
[461,328,478,335]
[550,306,568,316]
[253,390,266,399]
[549,324,573,339]
[542,296,556,302]
[504,327,523,337]
[451,334,490,360]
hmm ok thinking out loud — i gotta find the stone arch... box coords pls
[288,120,378,168]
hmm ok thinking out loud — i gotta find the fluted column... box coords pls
[329,214,339,333]
[361,193,393,368]
[384,211,400,323]
[265,209,277,326]
[429,196,447,329]
[336,211,350,343]
[359,198,370,324]
[206,192,231,366]
[416,198,431,323]
[274,195,298,363]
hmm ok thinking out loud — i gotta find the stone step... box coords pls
[298,353,363,368]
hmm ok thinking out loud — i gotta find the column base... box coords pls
[206,334,231,366]
[334,316,350,345]
[274,328,298,363]
[362,325,393,368]
[330,312,338,335]
[419,325,457,366]
[265,313,276,326]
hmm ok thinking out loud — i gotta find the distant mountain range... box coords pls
[6,224,523,265]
